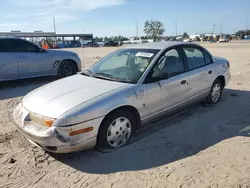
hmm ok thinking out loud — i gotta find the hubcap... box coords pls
[107,117,132,148]
[211,83,221,103]
[61,63,73,77]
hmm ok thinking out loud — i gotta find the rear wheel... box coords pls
[58,61,78,78]
[206,79,223,104]
[97,110,137,152]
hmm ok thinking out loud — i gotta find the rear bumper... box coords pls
[13,103,103,153]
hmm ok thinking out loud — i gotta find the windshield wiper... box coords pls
[94,72,134,83]
[94,72,119,81]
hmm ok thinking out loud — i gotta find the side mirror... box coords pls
[145,70,170,84]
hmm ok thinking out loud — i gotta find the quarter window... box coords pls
[183,47,206,70]
[203,50,213,64]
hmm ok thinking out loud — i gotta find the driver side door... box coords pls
[12,39,50,78]
[143,47,190,121]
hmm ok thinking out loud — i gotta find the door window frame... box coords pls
[144,46,187,83]
[180,44,214,71]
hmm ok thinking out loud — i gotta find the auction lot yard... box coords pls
[0,41,250,188]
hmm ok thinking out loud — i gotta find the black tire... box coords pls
[58,61,78,78]
[206,79,223,104]
[97,110,137,152]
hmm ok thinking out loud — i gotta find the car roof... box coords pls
[0,36,21,39]
[124,41,201,50]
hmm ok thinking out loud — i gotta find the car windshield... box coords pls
[88,48,160,83]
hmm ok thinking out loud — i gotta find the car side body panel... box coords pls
[0,38,82,82]
[0,52,19,81]
[13,42,231,153]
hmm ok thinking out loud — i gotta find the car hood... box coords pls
[22,75,128,118]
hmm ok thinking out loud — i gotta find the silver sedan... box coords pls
[13,42,231,153]
[0,37,81,82]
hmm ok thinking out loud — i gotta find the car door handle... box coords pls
[181,80,187,85]
[208,70,213,74]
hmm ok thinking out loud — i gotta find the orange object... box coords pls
[42,43,49,50]
[69,127,93,136]
[44,119,54,127]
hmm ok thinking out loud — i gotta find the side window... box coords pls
[203,50,213,64]
[0,39,14,52]
[151,48,184,80]
[12,40,38,53]
[183,47,206,70]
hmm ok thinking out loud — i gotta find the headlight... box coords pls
[29,113,56,127]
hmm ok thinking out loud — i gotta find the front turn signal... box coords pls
[69,127,93,136]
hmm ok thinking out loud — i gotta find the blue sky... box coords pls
[1,0,250,37]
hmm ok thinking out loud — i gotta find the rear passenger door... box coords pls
[0,39,19,81]
[181,45,214,102]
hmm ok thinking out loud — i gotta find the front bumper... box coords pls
[13,103,103,153]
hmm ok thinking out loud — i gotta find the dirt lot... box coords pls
[0,41,250,188]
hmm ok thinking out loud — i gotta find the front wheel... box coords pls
[58,61,78,78]
[97,110,137,152]
[206,79,223,104]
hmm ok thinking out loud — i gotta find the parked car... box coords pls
[183,38,192,42]
[104,41,119,47]
[219,37,230,43]
[0,37,81,82]
[13,42,231,153]
[84,42,100,48]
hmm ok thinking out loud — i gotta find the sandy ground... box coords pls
[0,41,250,188]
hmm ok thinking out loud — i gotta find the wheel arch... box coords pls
[100,105,142,129]
[215,75,225,88]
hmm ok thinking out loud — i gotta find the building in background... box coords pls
[0,31,93,48]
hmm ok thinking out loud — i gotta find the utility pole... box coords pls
[53,17,57,33]
[175,20,178,37]
[53,17,57,43]
[136,19,139,38]
[245,20,248,37]
[220,21,222,37]
[212,24,216,37]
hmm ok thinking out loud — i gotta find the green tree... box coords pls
[183,32,189,39]
[235,30,250,39]
[144,20,165,42]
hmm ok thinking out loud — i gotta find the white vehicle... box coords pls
[219,37,229,43]
[183,38,192,42]
[0,37,82,82]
